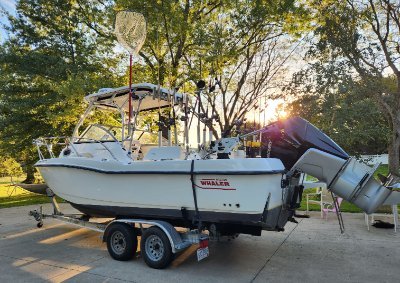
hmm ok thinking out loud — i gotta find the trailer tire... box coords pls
[141,226,173,269]
[106,223,137,261]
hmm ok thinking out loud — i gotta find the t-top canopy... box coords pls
[85,83,186,112]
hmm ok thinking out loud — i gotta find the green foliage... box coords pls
[298,0,400,174]
[286,59,390,155]
[0,156,23,177]
[0,0,121,182]
[116,0,306,138]
[0,0,309,173]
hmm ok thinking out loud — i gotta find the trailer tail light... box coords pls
[199,239,209,249]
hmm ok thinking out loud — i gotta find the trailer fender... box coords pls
[103,219,191,253]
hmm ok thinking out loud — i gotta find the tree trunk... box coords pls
[389,77,400,176]
[23,165,36,184]
[388,121,400,176]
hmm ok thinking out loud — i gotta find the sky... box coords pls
[0,0,16,42]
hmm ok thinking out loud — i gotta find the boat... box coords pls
[34,83,290,236]
[34,82,400,237]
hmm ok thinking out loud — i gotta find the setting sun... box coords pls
[246,99,289,126]
[277,109,288,119]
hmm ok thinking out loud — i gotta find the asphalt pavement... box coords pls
[0,203,399,282]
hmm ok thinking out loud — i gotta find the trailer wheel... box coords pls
[141,226,173,269]
[106,223,137,261]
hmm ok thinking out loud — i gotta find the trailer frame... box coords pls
[29,196,209,269]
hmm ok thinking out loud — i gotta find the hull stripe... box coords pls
[35,163,285,175]
[70,202,264,225]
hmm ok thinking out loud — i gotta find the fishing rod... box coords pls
[188,98,198,130]
[196,81,206,148]
[189,77,221,147]
[156,28,163,147]
[157,86,162,147]
[184,94,190,152]
[203,106,208,145]
[167,92,172,146]
[172,88,178,145]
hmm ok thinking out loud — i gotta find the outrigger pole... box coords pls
[172,89,178,145]
[196,80,206,148]
[168,92,172,146]
[128,54,133,135]
[184,94,190,152]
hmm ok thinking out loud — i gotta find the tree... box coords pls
[304,0,400,174]
[0,156,23,177]
[116,0,304,139]
[286,59,390,155]
[0,0,121,182]
[115,0,225,87]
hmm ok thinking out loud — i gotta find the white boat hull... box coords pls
[36,157,286,230]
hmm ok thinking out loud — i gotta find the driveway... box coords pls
[0,204,399,282]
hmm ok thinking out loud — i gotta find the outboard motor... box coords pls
[260,117,400,214]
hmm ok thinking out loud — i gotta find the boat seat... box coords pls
[143,146,184,161]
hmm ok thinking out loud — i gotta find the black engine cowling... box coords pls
[259,117,349,169]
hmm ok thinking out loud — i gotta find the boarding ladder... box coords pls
[331,191,345,233]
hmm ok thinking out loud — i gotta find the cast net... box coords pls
[115,11,147,55]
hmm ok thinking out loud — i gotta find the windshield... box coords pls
[78,124,122,142]
[77,124,171,146]
[132,130,158,144]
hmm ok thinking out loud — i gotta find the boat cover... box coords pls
[260,117,349,169]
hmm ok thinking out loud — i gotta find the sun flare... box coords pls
[246,99,289,126]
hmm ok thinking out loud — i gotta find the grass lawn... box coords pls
[0,177,64,209]
[374,164,389,177]
[299,189,363,213]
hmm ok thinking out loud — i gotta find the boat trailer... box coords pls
[29,194,209,269]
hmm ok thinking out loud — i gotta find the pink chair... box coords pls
[322,197,343,219]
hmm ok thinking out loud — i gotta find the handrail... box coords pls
[34,137,70,160]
